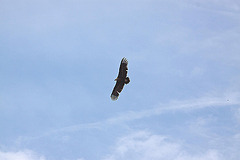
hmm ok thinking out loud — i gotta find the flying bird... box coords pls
[111,57,130,101]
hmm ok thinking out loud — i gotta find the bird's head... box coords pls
[114,78,118,81]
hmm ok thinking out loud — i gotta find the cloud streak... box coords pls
[0,150,45,160]
[104,92,240,125]
[19,92,240,142]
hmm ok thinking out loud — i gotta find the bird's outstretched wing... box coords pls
[117,57,128,79]
[111,81,124,101]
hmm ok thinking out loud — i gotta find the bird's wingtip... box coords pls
[122,57,128,64]
[111,94,118,101]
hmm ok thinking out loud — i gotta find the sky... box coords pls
[1,0,240,160]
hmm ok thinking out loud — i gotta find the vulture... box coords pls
[111,57,130,101]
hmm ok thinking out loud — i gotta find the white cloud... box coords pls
[103,131,223,160]
[0,150,45,160]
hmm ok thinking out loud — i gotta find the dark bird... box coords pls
[111,57,130,101]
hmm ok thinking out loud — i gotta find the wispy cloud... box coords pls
[19,92,240,142]
[186,0,240,15]
[0,150,45,160]
[233,107,240,124]
[104,92,240,125]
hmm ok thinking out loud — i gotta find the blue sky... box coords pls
[1,0,240,160]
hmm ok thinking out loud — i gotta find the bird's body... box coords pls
[111,57,130,101]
